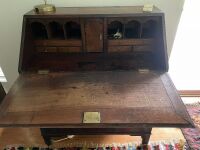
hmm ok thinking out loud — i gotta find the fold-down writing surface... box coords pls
[0,71,193,127]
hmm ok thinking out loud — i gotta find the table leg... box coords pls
[141,133,151,145]
[43,136,52,146]
[40,128,52,146]
[141,127,152,145]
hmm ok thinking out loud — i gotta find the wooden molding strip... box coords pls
[179,90,200,97]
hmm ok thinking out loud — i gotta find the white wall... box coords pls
[169,0,200,90]
[0,0,184,91]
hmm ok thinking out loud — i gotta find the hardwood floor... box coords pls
[0,128,184,148]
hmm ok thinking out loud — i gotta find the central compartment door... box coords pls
[85,19,104,52]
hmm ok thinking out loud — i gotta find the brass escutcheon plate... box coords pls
[83,112,100,123]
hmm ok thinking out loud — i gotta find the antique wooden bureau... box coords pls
[0,6,193,146]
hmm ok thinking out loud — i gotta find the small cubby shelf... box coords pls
[30,20,82,40]
[48,21,65,39]
[31,22,48,39]
[65,21,82,40]
[107,19,158,40]
[30,20,82,53]
[125,20,141,38]
[20,7,168,72]
[107,21,124,39]
[141,20,158,38]
[30,18,158,54]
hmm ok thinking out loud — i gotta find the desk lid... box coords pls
[0,71,193,128]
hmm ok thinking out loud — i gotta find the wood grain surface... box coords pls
[0,71,193,128]
[25,6,162,17]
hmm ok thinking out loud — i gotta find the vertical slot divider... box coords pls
[44,21,51,40]
[80,18,86,53]
[122,19,125,39]
[31,21,49,40]
[63,22,68,39]
[103,18,108,53]
[139,21,143,39]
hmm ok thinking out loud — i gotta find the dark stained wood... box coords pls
[141,132,151,145]
[36,46,82,53]
[1,6,192,145]
[0,71,193,127]
[34,39,82,47]
[0,83,6,104]
[134,45,154,52]
[25,6,163,17]
[103,18,108,53]
[58,47,81,53]
[18,6,168,72]
[40,127,152,145]
[85,19,104,52]
[108,46,133,53]
[80,18,86,52]
[161,74,194,126]
[108,39,155,46]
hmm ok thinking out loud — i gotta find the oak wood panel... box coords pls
[108,46,132,53]
[108,39,155,46]
[58,47,81,53]
[134,45,154,52]
[36,47,57,53]
[36,47,81,53]
[161,74,194,126]
[34,40,82,47]
[25,6,163,17]
[0,71,193,127]
[19,7,169,72]
[85,19,103,52]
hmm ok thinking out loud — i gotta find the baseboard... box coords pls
[179,90,200,97]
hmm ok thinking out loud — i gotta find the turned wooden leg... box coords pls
[43,136,52,146]
[142,127,152,145]
[40,128,52,146]
[141,133,151,145]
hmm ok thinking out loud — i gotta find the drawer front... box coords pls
[134,45,153,52]
[34,40,82,47]
[108,46,133,53]
[58,47,81,53]
[108,39,155,46]
[36,47,57,53]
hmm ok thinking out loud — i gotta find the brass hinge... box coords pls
[37,70,49,75]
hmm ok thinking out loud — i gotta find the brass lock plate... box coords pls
[83,112,100,123]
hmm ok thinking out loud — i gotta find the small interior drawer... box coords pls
[36,47,57,53]
[134,45,154,52]
[58,47,81,53]
[108,46,133,53]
